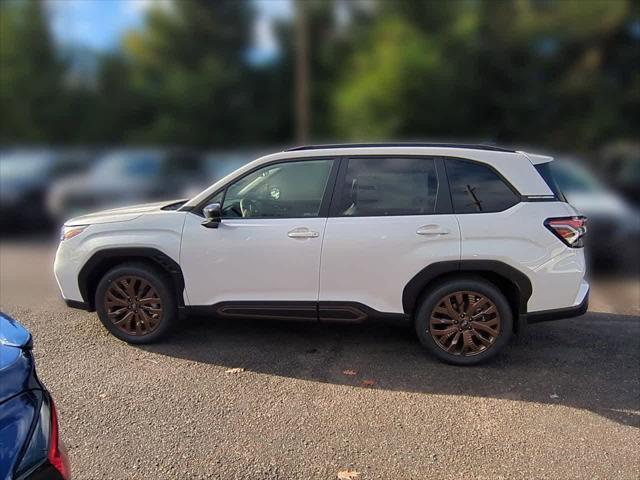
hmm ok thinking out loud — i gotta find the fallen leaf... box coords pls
[225,367,245,374]
[337,469,361,480]
[342,369,358,376]
[361,379,376,388]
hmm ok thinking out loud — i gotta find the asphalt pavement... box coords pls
[1,240,638,479]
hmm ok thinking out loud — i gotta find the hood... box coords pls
[65,199,185,226]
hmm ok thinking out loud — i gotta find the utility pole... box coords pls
[295,0,310,144]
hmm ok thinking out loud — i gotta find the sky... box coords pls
[46,0,292,60]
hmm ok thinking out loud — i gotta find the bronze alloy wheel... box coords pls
[429,291,501,356]
[104,275,163,336]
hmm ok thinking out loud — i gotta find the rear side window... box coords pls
[336,157,438,216]
[535,162,567,201]
[445,159,519,213]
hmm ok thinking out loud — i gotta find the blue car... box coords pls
[0,313,70,480]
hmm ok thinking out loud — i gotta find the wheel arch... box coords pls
[78,248,185,311]
[402,260,532,332]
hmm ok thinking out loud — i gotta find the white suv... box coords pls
[54,144,589,365]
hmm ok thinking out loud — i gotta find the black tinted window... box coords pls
[535,162,566,201]
[337,157,438,216]
[446,160,519,213]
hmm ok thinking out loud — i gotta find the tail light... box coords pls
[545,216,587,248]
[48,398,71,480]
[15,394,71,480]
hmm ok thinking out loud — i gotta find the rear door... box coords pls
[318,156,460,316]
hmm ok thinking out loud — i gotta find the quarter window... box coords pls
[221,159,333,218]
[336,157,438,216]
[445,159,519,213]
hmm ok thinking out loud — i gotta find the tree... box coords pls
[0,0,66,143]
[121,0,256,146]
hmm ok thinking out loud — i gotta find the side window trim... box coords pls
[192,156,339,219]
[328,155,453,217]
[443,157,523,214]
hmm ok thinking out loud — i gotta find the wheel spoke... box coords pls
[446,331,462,352]
[107,306,128,317]
[444,297,459,319]
[471,330,492,346]
[471,321,498,337]
[431,325,458,337]
[139,297,160,305]
[111,282,129,300]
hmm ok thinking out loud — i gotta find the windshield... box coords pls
[92,152,162,178]
[550,161,606,194]
[0,152,53,182]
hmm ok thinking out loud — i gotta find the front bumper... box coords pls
[525,284,589,323]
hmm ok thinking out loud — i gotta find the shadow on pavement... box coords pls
[139,311,639,428]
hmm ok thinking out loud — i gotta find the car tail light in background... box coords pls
[48,398,71,480]
[545,216,587,248]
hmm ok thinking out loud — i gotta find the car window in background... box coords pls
[221,159,333,218]
[92,152,162,178]
[446,159,519,213]
[550,162,606,194]
[337,157,438,216]
[0,152,52,181]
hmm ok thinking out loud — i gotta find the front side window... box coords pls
[221,159,333,218]
[336,157,438,216]
[446,159,519,213]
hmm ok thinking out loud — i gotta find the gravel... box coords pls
[1,242,639,479]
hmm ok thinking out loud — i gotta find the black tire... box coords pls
[415,276,513,365]
[95,262,177,344]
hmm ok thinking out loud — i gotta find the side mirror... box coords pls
[202,203,222,228]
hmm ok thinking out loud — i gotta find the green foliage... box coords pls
[0,0,65,143]
[0,0,637,150]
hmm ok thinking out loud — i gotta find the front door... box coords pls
[180,158,337,309]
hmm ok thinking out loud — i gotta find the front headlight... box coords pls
[60,225,87,241]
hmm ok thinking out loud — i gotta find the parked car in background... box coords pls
[54,143,589,365]
[204,149,270,184]
[0,312,71,480]
[550,159,640,269]
[598,142,640,207]
[0,149,91,231]
[47,148,206,224]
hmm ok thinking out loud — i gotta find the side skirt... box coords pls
[185,301,410,324]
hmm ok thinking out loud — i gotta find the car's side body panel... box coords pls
[318,214,461,313]
[180,214,328,305]
[54,209,187,304]
[456,201,586,312]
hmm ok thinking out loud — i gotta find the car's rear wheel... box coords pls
[415,277,513,365]
[95,263,176,344]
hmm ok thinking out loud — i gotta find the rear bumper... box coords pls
[525,284,589,323]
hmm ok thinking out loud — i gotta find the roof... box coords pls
[285,143,515,153]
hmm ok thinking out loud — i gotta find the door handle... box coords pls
[287,228,320,239]
[416,225,450,236]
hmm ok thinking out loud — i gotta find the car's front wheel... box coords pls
[415,277,513,365]
[95,262,177,343]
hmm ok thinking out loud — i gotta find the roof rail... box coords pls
[285,143,515,153]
